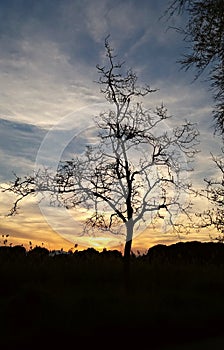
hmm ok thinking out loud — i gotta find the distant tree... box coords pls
[27,246,49,258]
[165,0,224,135]
[2,37,199,265]
[195,149,224,242]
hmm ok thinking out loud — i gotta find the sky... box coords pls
[0,0,222,253]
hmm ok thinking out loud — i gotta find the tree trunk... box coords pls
[124,219,134,259]
[123,220,134,292]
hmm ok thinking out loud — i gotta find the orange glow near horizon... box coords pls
[0,185,215,254]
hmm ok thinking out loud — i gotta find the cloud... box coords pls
[0,118,46,181]
[0,35,103,127]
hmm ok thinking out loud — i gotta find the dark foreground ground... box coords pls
[1,241,224,349]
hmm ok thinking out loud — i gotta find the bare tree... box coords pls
[165,0,224,135]
[195,149,224,242]
[3,37,199,261]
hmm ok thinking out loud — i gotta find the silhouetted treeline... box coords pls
[0,245,123,262]
[146,241,224,265]
[1,240,224,265]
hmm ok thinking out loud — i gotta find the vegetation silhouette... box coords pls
[1,241,224,348]
[165,0,224,135]
[192,149,224,241]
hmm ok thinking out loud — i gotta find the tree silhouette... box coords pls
[195,149,224,242]
[165,0,224,135]
[3,37,199,262]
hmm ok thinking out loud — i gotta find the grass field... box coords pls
[1,243,224,349]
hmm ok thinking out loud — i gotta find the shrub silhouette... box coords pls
[27,246,49,256]
[0,245,26,261]
[146,241,224,265]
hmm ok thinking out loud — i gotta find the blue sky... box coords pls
[0,0,222,251]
